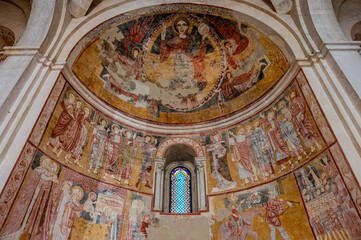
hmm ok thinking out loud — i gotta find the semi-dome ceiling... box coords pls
[69,4,290,125]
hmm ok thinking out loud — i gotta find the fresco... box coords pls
[122,192,158,239]
[209,174,314,240]
[295,153,361,239]
[205,81,326,194]
[0,3,360,236]
[72,6,289,124]
[38,85,162,194]
[33,74,328,196]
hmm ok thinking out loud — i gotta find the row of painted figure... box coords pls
[208,87,323,192]
[43,85,323,192]
[44,91,157,188]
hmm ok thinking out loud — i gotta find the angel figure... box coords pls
[207,18,266,91]
[113,17,153,80]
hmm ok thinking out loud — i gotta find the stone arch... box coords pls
[155,137,205,159]
[153,140,207,212]
[162,144,198,213]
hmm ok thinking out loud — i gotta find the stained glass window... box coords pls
[170,167,191,213]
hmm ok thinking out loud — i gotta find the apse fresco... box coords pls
[72,7,288,124]
[0,4,361,240]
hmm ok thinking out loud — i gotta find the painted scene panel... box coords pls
[295,151,361,239]
[209,174,314,240]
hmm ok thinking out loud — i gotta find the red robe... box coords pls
[61,106,84,152]
[289,96,319,148]
[263,198,288,227]
[264,117,290,163]
[233,137,254,174]
[51,101,73,138]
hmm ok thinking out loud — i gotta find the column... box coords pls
[195,156,207,211]
[153,158,165,211]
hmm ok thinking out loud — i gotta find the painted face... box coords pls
[237,128,245,135]
[114,126,120,133]
[62,183,71,192]
[290,91,296,98]
[176,20,188,35]
[84,108,90,116]
[278,101,285,109]
[126,131,132,138]
[68,94,75,103]
[76,100,82,108]
[101,119,107,127]
[89,192,96,201]
[226,72,232,80]
[133,49,140,58]
[145,136,151,142]
[224,42,232,51]
[213,134,220,142]
[267,112,274,120]
[254,121,260,128]
[144,214,151,222]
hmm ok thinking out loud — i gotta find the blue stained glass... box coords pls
[170,167,191,213]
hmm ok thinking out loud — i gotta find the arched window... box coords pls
[153,141,207,213]
[170,167,191,213]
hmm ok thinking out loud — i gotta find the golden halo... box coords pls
[222,39,233,50]
[111,124,121,132]
[88,191,97,200]
[224,70,233,79]
[83,105,91,115]
[67,91,76,99]
[98,117,108,126]
[228,193,238,203]
[210,132,221,142]
[50,161,59,175]
[245,122,253,129]
[252,118,263,126]
[172,15,193,34]
[123,128,132,137]
[266,110,276,118]
[143,134,153,143]
[277,99,286,108]
[236,126,245,134]
[71,186,84,200]
[132,47,141,58]
[290,88,298,98]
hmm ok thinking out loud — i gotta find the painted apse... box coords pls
[71,5,288,124]
[0,4,361,240]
